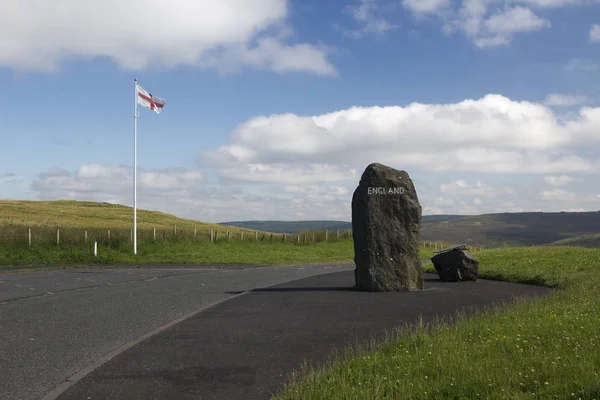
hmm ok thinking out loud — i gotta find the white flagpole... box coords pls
[133,79,138,255]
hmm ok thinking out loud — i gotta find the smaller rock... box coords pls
[431,249,479,282]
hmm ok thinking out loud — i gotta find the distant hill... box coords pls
[546,233,600,248]
[222,211,600,247]
[420,211,600,247]
[0,200,265,234]
[218,220,352,233]
[220,215,465,233]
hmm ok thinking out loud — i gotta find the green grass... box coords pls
[548,233,600,248]
[273,246,600,399]
[0,199,265,233]
[0,239,436,267]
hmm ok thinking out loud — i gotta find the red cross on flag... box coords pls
[136,83,166,114]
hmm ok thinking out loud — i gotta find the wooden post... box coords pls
[227,230,230,240]
[194,226,197,237]
[312,232,315,243]
[283,233,286,241]
[130,229,133,242]
[337,229,340,240]
[28,228,31,247]
[57,229,60,245]
[174,225,177,235]
[270,233,273,241]
[304,234,306,243]
[84,230,88,244]
[325,229,328,241]
[255,231,258,241]
[297,233,300,244]
[241,231,244,241]
[108,230,111,240]
[153,227,156,240]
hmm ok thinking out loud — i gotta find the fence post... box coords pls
[337,229,340,240]
[270,233,273,241]
[174,225,177,235]
[153,227,156,240]
[28,228,31,247]
[312,232,315,243]
[84,230,88,244]
[130,229,133,242]
[241,231,244,241]
[283,233,286,242]
[94,241,97,256]
[108,230,111,240]
[226,230,230,240]
[303,234,306,244]
[325,229,328,241]
[57,229,60,245]
[297,234,300,244]
[255,231,258,241]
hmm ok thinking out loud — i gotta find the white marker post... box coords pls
[94,241,98,257]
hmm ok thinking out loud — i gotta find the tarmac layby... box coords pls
[0,263,355,400]
[0,263,551,400]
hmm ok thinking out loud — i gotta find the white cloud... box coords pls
[405,0,595,47]
[544,93,588,106]
[540,188,577,201]
[1,172,23,185]
[440,180,515,197]
[590,24,600,41]
[566,58,598,71]
[216,163,359,185]
[544,175,574,186]
[203,94,600,184]
[31,165,204,198]
[22,93,600,221]
[474,6,551,47]
[0,0,336,75]
[26,165,600,221]
[513,0,600,7]
[402,0,451,14]
[341,0,398,38]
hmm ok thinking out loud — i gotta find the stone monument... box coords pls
[352,163,424,291]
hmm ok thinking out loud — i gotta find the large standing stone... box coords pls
[431,249,479,282]
[352,163,423,291]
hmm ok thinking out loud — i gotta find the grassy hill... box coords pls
[546,233,600,248]
[0,200,261,234]
[219,215,467,233]
[420,211,600,247]
[222,211,600,247]
[218,220,353,233]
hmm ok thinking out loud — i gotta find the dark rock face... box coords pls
[431,249,479,282]
[352,163,423,292]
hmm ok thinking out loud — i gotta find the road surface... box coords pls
[0,264,354,400]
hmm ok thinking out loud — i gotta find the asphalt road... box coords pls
[0,264,354,400]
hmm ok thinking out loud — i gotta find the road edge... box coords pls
[38,264,360,400]
[40,291,250,400]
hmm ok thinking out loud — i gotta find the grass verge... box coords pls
[273,246,600,399]
[0,240,355,266]
[0,240,434,269]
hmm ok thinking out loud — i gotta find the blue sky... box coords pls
[1,0,600,222]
